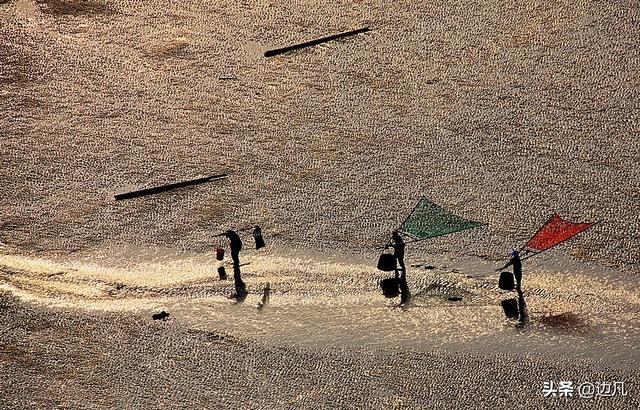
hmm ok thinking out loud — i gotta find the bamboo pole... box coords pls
[264,27,370,57]
[114,173,228,200]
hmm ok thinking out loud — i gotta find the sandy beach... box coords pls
[1,0,639,408]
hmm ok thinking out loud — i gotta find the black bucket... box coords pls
[218,266,227,280]
[377,253,397,272]
[499,271,515,291]
[380,277,400,298]
[501,298,519,318]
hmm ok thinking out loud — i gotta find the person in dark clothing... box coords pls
[222,230,243,265]
[252,225,265,250]
[391,230,411,306]
[391,230,406,275]
[498,249,523,290]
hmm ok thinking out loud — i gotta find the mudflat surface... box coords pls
[1,1,639,409]
[0,249,639,408]
[1,0,638,270]
[1,292,639,410]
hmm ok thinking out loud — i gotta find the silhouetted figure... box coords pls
[230,262,248,302]
[253,225,265,250]
[391,230,406,274]
[499,249,522,290]
[390,230,411,307]
[222,230,243,265]
[497,249,529,328]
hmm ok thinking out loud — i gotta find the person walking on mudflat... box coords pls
[391,230,406,276]
[222,229,243,265]
[498,249,523,290]
[252,225,265,250]
[391,230,411,306]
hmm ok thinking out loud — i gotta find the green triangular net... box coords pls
[400,198,484,239]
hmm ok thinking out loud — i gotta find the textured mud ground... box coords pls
[1,0,639,269]
[1,0,640,408]
[1,250,639,361]
[1,292,638,410]
[1,251,639,408]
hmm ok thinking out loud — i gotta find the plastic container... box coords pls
[216,247,225,261]
[377,247,397,272]
[499,271,515,291]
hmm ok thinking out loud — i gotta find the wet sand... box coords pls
[1,248,639,408]
[1,279,639,409]
[3,294,637,409]
[1,0,639,408]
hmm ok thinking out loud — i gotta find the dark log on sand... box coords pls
[114,173,228,200]
[264,27,370,57]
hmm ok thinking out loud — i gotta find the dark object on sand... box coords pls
[377,249,396,272]
[218,230,243,265]
[230,263,248,302]
[152,311,170,320]
[216,247,225,261]
[448,296,463,302]
[218,266,227,280]
[501,299,519,319]
[380,277,400,298]
[258,282,270,310]
[399,274,411,306]
[499,271,515,291]
[253,226,265,250]
[264,27,370,57]
[391,230,406,274]
[114,173,228,200]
